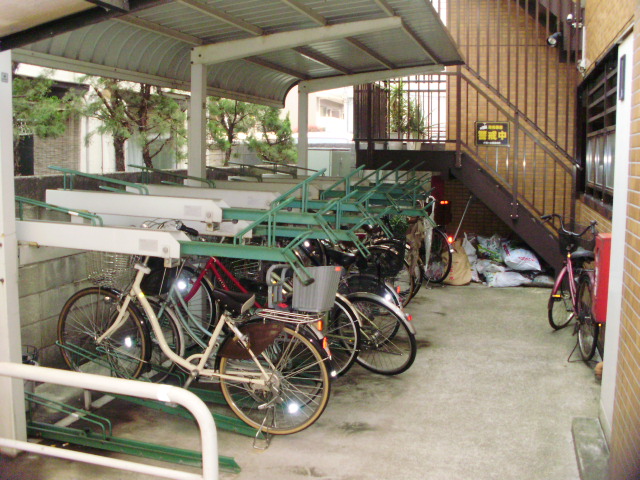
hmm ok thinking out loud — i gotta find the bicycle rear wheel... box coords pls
[217,323,331,435]
[576,275,598,361]
[423,228,452,283]
[58,287,150,379]
[327,294,361,376]
[548,268,574,330]
[348,293,417,375]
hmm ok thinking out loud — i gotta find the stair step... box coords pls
[572,417,609,480]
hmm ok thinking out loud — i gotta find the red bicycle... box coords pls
[542,214,599,361]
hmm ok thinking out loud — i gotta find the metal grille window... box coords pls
[580,48,617,207]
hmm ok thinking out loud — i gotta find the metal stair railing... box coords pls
[451,69,577,225]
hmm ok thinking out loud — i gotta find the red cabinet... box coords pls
[593,233,612,324]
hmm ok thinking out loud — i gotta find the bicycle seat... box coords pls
[572,248,594,261]
[325,248,358,268]
[213,289,255,316]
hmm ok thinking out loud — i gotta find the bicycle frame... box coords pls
[96,260,271,387]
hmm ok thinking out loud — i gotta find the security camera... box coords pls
[547,32,562,47]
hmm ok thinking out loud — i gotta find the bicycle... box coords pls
[542,213,599,361]
[58,253,334,435]
[294,240,418,375]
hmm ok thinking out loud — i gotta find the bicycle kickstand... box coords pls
[253,414,273,450]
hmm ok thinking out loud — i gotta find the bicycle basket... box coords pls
[220,257,263,281]
[292,266,343,313]
[139,257,179,296]
[360,241,406,277]
[558,224,596,254]
[86,251,136,290]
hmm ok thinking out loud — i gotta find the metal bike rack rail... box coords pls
[0,362,219,480]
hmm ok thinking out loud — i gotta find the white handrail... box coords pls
[0,362,218,480]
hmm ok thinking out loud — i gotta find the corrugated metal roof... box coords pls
[3,0,464,106]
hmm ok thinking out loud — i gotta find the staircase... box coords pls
[354,0,582,271]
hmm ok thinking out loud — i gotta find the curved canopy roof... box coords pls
[1,0,463,106]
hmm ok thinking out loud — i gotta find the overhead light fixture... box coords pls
[547,32,562,47]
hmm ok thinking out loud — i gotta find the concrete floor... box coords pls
[0,283,601,480]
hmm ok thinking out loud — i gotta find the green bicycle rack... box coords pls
[25,390,241,473]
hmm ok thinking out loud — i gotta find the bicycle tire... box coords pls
[548,267,574,330]
[144,298,185,383]
[347,292,417,376]
[423,228,452,283]
[217,323,331,435]
[576,275,599,361]
[58,287,150,379]
[327,294,361,377]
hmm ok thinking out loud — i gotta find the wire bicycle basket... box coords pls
[558,224,596,255]
[86,251,137,290]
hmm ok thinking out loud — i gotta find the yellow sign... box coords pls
[475,122,509,146]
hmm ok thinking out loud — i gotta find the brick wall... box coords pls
[576,202,613,234]
[607,4,640,478]
[585,0,635,70]
[441,178,512,238]
[33,113,82,175]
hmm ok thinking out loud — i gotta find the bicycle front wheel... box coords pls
[577,275,599,361]
[348,293,417,375]
[548,268,574,330]
[217,324,331,435]
[58,287,150,379]
[423,228,452,283]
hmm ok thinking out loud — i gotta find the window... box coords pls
[579,48,617,208]
[318,98,344,119]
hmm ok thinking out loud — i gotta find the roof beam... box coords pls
[298,65,443,93]
[175,0,263,36]
[192,16,402,65]
[373,0,396,16]
[277,0,395,70]
[244,57,310,80]
[346,38,395,69]
[279,0,327,26]
[400,20,442,64]
[293,47,352,74]
[116,15,203,45]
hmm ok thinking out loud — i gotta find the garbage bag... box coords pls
[501,241,541,272]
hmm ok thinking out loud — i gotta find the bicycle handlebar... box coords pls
[177,222,200,237]
[541,213,597,238]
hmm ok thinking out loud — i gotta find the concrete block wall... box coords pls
[18,251,90,369]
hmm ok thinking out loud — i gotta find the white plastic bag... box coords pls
[477,234,502,262]
[485,271,532,288]
[475,259,506,275]
[462,233,477,266]
[501,241,541,272]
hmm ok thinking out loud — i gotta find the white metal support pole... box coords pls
[0,50,27,454]
[297,85,309,170]
[188,62,207,185]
